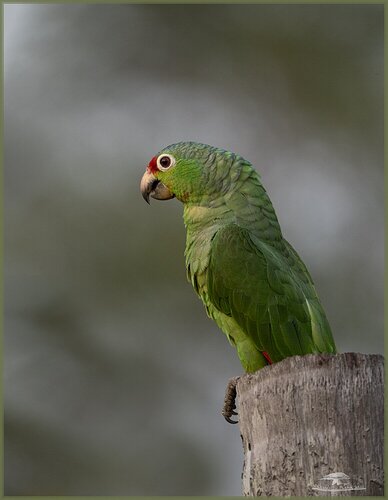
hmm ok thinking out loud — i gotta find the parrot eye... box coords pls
[157,154,176,171]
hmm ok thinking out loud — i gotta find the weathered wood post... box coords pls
[237,353,384,496]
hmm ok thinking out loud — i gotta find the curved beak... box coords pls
[140,170,174,204]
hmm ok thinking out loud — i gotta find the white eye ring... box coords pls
[157,153,176,171]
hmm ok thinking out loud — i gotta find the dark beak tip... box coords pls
[142,192,150,204]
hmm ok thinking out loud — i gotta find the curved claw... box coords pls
[221,376,241,425]
[224,414,238,424]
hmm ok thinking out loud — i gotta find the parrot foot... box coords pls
[222,376,240,424]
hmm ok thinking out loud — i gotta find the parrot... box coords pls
[140,142,337,423]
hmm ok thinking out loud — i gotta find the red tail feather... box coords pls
[262,351,273,365]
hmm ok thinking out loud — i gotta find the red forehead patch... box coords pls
[147,156,158,174]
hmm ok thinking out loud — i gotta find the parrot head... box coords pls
[140,141,246,205]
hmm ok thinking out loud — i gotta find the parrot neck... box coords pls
[183,203,233,269]
[183,174,282,241]
[183,203,231,294]
[183,202,233,234]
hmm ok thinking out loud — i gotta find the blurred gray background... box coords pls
[5,3,383,496]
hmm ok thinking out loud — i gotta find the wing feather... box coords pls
[207,224,336,361]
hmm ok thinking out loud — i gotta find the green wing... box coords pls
[207,224,337,363]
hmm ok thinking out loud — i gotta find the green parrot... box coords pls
[140,142,337,422]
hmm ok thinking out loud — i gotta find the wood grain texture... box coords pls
[237,353,384,496]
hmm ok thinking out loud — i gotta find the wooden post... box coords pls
[237,353,384,496]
